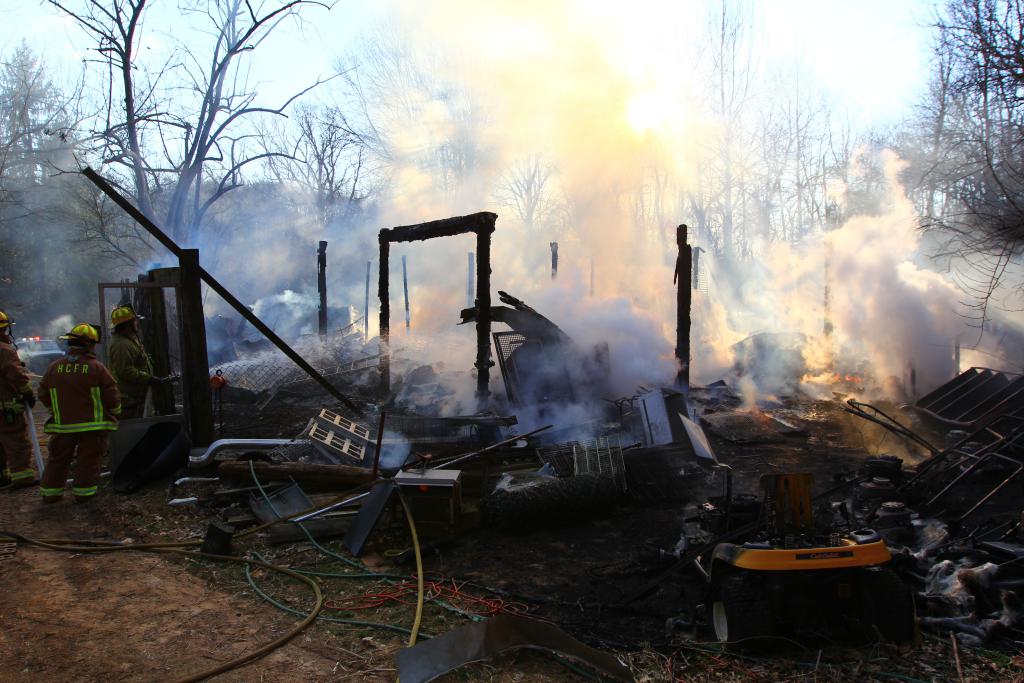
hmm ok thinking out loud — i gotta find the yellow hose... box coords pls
[397,492,425,646]
[395,491,425,683]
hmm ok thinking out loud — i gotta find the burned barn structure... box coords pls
[16,170,1022,682]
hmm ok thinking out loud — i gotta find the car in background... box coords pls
[16,337,66,374]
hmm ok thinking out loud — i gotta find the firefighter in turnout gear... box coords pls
[108,305,162,419]
[38,323,120,503]
[0,311,38,489]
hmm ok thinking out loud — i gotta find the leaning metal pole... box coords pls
[82,167,363,416]
[364,260,371,342]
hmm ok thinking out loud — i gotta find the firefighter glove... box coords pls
[147,376,165,387]
[21,391,35,409]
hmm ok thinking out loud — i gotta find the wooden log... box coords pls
[218,460,374,488]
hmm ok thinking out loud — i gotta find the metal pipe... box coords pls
[364,260,371,342]
[429,425,551,470]
[291,491,372,523]
[188,438,300,468]
[402,255,410,330]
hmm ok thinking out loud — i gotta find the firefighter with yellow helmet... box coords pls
[108,305,165,419]
[37,323,121,503]
[0,310,38,489]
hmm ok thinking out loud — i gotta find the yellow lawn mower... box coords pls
[698,473,917,646]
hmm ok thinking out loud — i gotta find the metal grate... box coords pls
[493,331,528,405]
[572,436,627,493]
[538,436,626,492]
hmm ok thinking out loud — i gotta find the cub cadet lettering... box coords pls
[795,550,854,561]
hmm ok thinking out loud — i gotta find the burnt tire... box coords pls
[712,572,775,646]
[861,566,916,644]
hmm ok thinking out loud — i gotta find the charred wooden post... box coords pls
[476,221,494,405]
[179,249,215,447]
[467,252,475,309]
[364,260,371,341]
[674,224,693,389]
[550,241,558,279]
[378,237,391,388]
[402,255,411,330]
[377,212,497,407]
[317,241,328,337]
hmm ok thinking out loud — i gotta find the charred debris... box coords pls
[85,170,1024,680]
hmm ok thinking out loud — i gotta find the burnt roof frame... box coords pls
[378,212,497,408]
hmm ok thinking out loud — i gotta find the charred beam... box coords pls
[380,212,497,243]
[378,237,391,388]
[476,224,494,405]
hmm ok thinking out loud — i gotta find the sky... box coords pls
[2,0,935,127]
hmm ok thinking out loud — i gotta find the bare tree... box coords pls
[337,22,491,199]
[916,0,1024,323]
[48,0,333,245]
[261,102,373,230]
[492,155,560,232]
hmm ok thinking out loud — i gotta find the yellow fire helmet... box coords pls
[110,305,143,327]
[60,323,100,344]
[0,311,11,329]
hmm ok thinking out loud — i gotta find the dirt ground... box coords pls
[1,396,1020,682]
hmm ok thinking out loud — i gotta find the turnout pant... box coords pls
[40,432,109,499]
[0,415,34,483]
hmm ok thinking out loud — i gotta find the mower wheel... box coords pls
[712,572,774,645]
[861,566,916,644]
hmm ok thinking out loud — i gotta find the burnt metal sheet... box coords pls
[394,615,633,683]
[680,414,719,463]
[916,367,1024,429]
[639,388,678,446]
[342,480,396,556]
